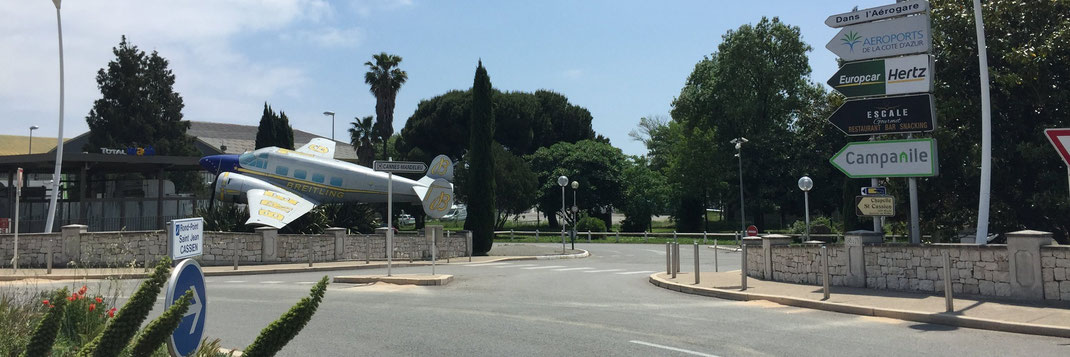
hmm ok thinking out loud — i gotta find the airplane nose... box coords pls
[199,156,218,174]
[200,154,240,174]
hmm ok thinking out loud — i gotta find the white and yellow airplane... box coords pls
[199,138,454,229]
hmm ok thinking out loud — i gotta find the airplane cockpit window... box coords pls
[330,177,343,186]
[294,169,307,179]
[239,152,268,169]
[312,173,325,183]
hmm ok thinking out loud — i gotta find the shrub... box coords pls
[242,276,329,357]
[19,288,69,357]
[788,216,839,241]
[575,216,607,233]
[78,257,172,357]
[130,289,194,357]
[59,285,114,349]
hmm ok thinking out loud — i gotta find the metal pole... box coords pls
[703,231,707,245]
[909,177,921,244]
[510,229,514,241]
[432,227,437,275]
[233,238,239,270]
[308,236,313,267]
[822,245,830,300]
[46,238,53,274]
[738,146,745,235]
[694,241,700,284]
[561,186,566,254]
[44,4,66,234]
[944,251,954,312]
[666,242,671,274]
[741,243,748,290]
[713,238,719,272]
[387,171,393,276]
[972,0,993,246]
[804,191,811,241]
[870,137,881,233]
[535,229,539,242]
[587,230,591,243]
[671,242,677,279]
[13,179,20,271]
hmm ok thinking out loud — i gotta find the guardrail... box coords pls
[492,230,925,244]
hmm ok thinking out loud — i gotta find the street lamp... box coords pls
[28,126,39,154]
[557,175,568,254]
[43,0,66,234]
[322,111,335,141]
[730,137,748,240]
[798,175,813,242]
[571,180,579,250]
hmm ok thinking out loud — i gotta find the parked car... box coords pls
[398,213,415,225]
[442,204,467,221]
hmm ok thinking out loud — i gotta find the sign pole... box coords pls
[972,0,993,245]
[869,136,881,233]
[12,168,21,271]
[908,177,921,244]
[387,170,393,277]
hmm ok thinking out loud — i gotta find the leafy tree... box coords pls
[84,36,197,157]
[243,276,329,357]
[255,103,295,150]
[527,140,627,228]
[78,258,172,357]
[455,143,539,229]
[365,53,408,160]
[619,156,670,232]
[465,61,496,255]
[347,115,380,166]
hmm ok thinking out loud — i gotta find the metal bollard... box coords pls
[673,231,677,243]
[535,229,540,242]
[233,238,239,271]
[741,244,748,291]
[713,238,719,272]
[944,251,954,312]
[703,231,707,245]
[616,230,620,243]
[666,242,672,274]
[674,242,681,273]
[587,230,591,243]
[822,245,830,300]
[694,241,700,284]
[365,237,370,264]
[643,231,647,242]
[510,229,514,241]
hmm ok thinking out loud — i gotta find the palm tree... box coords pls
[364,52,408,160]
[348,116,379,166]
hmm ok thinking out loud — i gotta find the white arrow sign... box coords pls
[830,138,939,178]
[826,14,931,62]
[825,0,929,28]
[183,286,202,334]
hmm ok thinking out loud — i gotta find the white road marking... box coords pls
[223,280,247,283]
[553,267,594,271]
[496,264,536,268]
[583,269,625,273]
[629,340,720,357]
[521,265,567,270]
[615,270,656,275]
[294,281,316,284]
[645,249,666,255]
[464,262,513,267]
[261,281,284,284]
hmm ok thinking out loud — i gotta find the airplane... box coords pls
[198,138,454,229]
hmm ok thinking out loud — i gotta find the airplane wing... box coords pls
[245,188,317,229]
[295,138,337,159]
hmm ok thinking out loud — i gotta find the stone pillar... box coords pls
[1006,230,1052,300]
[761,234,792,280]
[257,227,278,263]
[426,225,443,259]
[61,224,87,263]
[326,227,346,261]
[844,230,883,287]
[741,237,762,278]
[466,231,473,257]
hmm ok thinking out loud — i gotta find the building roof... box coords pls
[188,121,357,160]
[0,135,70,156]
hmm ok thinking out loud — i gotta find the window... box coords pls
[294,170,307,180]
[275,166,289,176]
[239,152,255,165]
[311,173,325,183]
[330,177,343,186]
[258,153,268,159]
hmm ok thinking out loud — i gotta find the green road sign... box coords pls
[828,54,933,98]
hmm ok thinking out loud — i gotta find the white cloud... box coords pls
[280,27,365,48]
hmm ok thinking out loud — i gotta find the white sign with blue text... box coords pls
[826,14,931,62]
[169,217,204,260]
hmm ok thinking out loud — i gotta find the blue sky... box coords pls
[0,0,889,156]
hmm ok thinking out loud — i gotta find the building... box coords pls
[0,121,356,232]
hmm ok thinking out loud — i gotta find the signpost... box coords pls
[373,160,428,277]
[856,196,896,217]
[827,54,933,98]
[825,0,929,27]
[827,94,935,136]
[166,259,207,357]
[829,138,939,178]
[861,186,888,196]
[168,217,204,261]
[826,14,931,61]
[746,225,758,237]
[12,168,22,270]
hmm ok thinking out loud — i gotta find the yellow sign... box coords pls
[855,196,895,217]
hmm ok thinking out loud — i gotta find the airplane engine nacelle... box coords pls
[213,172,279,203]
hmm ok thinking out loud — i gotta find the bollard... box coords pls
[674,242,681,273]
[616,230,620,243]
[233,238,239,271]
[713,238,719,272]
[703,231,708,245]
[741,244,748,291]
[511,229,514,241]
[673,231,677,243]
[944,251,954,312]
[670,243,677,279]
[666,242,672,274]
[694,241,700,284]
[643,231,647,242]
[822,245,830,300]
[587,230,591,243]
[535,229,540,242]
[365,237,370,264]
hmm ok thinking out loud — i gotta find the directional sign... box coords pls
[827,94,935,136]
[1044,128,1070,167]
[826,14,931,61]
[830,138,938,178]
[861,186,887,196]
[827,54,933,98]
[825,0,929,28]
[166,259,207,357]
[373,160,427,173]
[169,218,203,260]
[856,196,895,217]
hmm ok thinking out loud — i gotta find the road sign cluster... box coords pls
[825,0,937,219]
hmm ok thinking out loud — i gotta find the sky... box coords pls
[0,0,891,156]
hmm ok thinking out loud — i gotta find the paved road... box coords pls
[14,243,1070,356]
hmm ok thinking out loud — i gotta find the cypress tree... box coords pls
[255,103,277,149]
[465,60,496,255]
[277,112,295,150]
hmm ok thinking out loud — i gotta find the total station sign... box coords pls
[830,138,939,178]
[827,54,933,98]
[825,0,929,28]
[827,94,936,136]
[826,14,931,62]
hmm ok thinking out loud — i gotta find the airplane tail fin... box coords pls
[418,178,454,219]
[425,155,454,181]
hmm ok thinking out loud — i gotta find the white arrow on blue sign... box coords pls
[166,259,207,357]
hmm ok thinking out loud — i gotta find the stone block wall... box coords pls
[1041,246,1070,301]
[863,245,1009,296]
[769,246,848,286]
[276,234,336,262]
[78,231,167,268]
[199,233,262,265]
[0,233,60,268]
[745,244,764,278]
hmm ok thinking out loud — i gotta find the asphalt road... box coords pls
[13,243,1070,356]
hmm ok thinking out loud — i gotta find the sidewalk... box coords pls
[0,249,589,282]
[650,270,1070,338]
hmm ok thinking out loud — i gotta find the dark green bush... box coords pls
[242,276,329,357]
[78,257,172,357]
[129,290,194,357]
[575,216,607,233]
[19,288,69,357]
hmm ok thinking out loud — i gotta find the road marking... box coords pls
[294,281,316,284]
[464,262,513,267]
[261,281,284,284]
[583,269,625,273]
[629,340,720,357]
[553,267,594,271]
[223,280,247,283]
[496,264,536,268]
[615,270,656,275]
[645,249,666,255]
[521,265,567,270]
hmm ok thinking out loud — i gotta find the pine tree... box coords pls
[255,104,295,149]
[465,60,496,255]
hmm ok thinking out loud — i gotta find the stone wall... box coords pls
[769,246,849,286]
[1042,246,1070,300]
[744,242,763,278]
[863,245,1009,296]
[0,233,60,268]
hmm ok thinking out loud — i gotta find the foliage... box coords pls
[320,203,379,234]
[242,276,329,357]
[618,156,670,232]
[465,61,497,256]
[78,258,172,357]
[280,206,331,235]
[575,216,607,233]
[527,140,628,229]
[254,103,295,150]
[196,203,252,233]
[18,288,68,357]
[129,290,193,357]
[347,115,380,166]
[455,143,539,229]
[83,36,197,157]
[787,216,839,235]
[365,52,408,160]
[58,285,114,350]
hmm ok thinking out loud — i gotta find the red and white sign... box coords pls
[746,225,759,237]
[1045,128,1070,167]
[0,218,10,234]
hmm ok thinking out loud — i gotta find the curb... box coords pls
[648,274,1070,339]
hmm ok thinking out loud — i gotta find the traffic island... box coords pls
[333,274,453,286]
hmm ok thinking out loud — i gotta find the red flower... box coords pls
[42,299,50,305]
[67,295,76,302]
[107,307,117,318]
[78,285,88,295]
[88,303,96,312]
[49,304,55,308]
[95,297,103,303]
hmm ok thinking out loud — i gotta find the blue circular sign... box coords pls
[166,259,207,356]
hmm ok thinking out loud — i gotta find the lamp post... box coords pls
[557,175,568,254]
[43,0,66,234]
[730,137,748,240]
[28,126,39,154]
[322,111,335,141]
[798,176,813,242]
